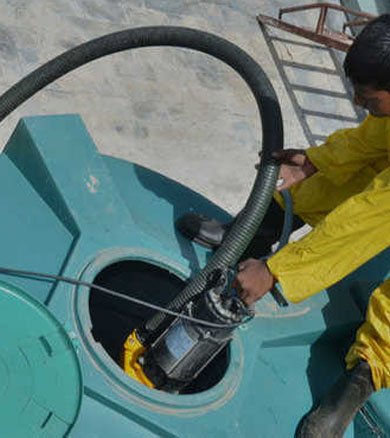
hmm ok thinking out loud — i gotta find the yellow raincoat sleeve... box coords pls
[305,115,390,185]
[268,168,390,302]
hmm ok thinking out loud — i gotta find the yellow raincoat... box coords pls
[267,114,390,390]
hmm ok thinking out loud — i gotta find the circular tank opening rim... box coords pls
[73,246,244,413]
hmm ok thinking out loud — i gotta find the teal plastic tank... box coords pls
[0,114,389,437]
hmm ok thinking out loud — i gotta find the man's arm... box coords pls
[236,168,390,305]
[267,166,390,302]
[305,115,389,186]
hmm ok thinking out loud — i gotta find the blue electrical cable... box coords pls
[266,189,293,307]
[277,189,294,251]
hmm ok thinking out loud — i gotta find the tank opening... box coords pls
[89,260,230,394]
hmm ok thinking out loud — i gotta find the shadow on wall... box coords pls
[259,21,366,147]
[341,0,390,16]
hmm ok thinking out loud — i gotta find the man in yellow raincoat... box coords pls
[177,14,390,438]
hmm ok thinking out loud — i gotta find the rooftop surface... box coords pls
[0,0,372,214]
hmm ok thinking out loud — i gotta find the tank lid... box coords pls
[0,281,82,437]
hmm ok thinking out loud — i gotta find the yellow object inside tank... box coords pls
[121,329,155,388]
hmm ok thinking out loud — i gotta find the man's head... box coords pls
[344,14,390,117]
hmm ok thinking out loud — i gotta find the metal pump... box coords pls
[142,270,248,391]
[122,269,250,392]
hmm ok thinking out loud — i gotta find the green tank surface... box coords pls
[0,114,387,437]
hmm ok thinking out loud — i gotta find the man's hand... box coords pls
[272,149,317,191]
[233,259,276,307]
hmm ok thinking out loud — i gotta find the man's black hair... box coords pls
[344,14,390,90]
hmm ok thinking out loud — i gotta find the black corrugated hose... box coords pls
[0,26,283,342]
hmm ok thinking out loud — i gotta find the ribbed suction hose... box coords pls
[0,26,283,341]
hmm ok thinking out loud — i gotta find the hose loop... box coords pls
[0,26,283,341]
